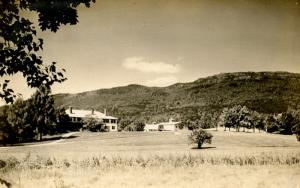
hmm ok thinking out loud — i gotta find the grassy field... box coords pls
[0,130,299,187]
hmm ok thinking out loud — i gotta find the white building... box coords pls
[144,123,162,132]
[65,107,118,132]
[144,118,180,132]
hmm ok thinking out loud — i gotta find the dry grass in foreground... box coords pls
[2,165,300,188]
[0,151,300,188]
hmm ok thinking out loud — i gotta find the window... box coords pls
[111,119,116,123]
[112,126,115,130]
[103,119,109,123]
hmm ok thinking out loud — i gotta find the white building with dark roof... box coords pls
[144,118,180,132]
[65,107,118,132]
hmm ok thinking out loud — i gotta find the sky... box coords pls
[1,0,300,104]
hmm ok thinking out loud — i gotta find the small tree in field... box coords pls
[188,128,213,149]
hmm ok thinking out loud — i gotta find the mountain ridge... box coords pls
[53,71,300,123]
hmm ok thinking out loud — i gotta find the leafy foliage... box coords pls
[28,86,57,140]
[265,114,280,133]
[82,117,104,132]
[251,111,265,132]
[289,110,300,141]
[277,110,299,135]
[119,117,145,131]
[7,98,35,142]
[0,0,95,103]
[218,105,300,141]
[0,105,16,144]
[218,105,254,132]
[292,123,300,141]
[188,128,213,149]
[1,86,66,144]
[55,107,71,133]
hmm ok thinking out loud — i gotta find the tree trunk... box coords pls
[39,132,43,141]
[198,141,203,149]
[39,126,43,141]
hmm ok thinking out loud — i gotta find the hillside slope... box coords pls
[54,72,300,122]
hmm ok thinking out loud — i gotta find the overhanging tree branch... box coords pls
[0,0,95,103]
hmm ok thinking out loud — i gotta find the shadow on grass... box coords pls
[0,178,11,188]
[1,134,79,147]
[61,135,78,139]
[255,145,291,148]
[191,146,216,150]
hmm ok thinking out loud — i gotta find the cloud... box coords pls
[122,57,181,74]
[145,75,178,87]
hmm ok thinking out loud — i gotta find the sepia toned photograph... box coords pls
[0,0,300,187]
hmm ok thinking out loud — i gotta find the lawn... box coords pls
[0,129,299,158]
[0,130,299,188]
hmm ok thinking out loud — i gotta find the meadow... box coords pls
[0,130,299,188]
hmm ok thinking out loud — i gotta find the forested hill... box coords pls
[53,72,300,122]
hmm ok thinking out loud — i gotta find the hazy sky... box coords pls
[2,0,300,104]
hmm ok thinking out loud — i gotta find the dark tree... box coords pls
[188,128,213,149]
[0,105,16,144]
[7,98,34,142]
[291,111,300,141]
[278,110,299,135]
[133,121,145,131]
[252,111,265,133]
[218,107,240,131]
[28,86,57,140]
[0,0,95,103]
[119,117,133,131]
[55,107,71,133]
[265,114,279,133]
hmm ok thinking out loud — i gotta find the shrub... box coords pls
[188,128,213,149]
[133,121,145,131]
[82,117,103,132]
[278,111,296,135]
[292,122,300,141]
[265,114,279,133]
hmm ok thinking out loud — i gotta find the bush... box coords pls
[188,128,213,149]
[292,123,300,142]
[133,122,145,131]
[82,117,103,132]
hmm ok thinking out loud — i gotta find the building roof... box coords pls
[145,121,180,129]
[65,109,118,120]
[158,121,180,126]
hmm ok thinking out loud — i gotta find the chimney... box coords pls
[169,118,173,123]
[104,108,107,116]
[69,106,73,114]
[91,108,94,115]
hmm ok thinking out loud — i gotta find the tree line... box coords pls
[0,87,69,144]
[1,91,300,145]
[183,105,300,141]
